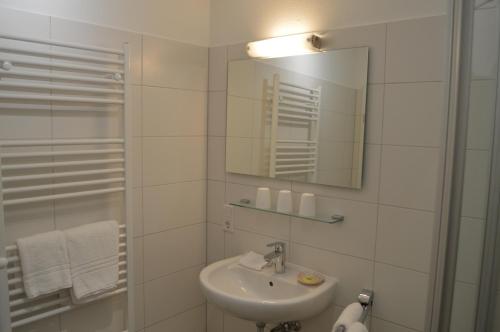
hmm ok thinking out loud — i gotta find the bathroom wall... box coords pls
[0,5,208,332]
[210,0,447,46]
[206,14,448,332]
[0,0,210,46]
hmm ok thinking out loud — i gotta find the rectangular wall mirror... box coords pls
[226,47,369,188]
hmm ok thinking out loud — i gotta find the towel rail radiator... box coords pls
[0,33,134,332]
[268,74,321,181]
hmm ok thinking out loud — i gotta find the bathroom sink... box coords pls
[199,256,338,323]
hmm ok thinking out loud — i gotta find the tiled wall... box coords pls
[206,15,447,332]
[0,7,208,332]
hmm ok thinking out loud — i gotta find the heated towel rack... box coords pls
[268,74,321,182]
[0,33,134,332]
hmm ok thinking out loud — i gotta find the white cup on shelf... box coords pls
[277,190,292,213]
[255,187,271,209]
[299,193,316,217]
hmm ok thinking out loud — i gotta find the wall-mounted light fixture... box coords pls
[246,33,322,59]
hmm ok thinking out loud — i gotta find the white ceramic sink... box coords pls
[199,256,338,323]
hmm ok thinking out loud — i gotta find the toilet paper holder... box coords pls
[336,289,374,332]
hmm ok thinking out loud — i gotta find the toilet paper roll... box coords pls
[277,190,292,213]
[299,193,316,217]
[255,187,271,209]
[332,303,363,331]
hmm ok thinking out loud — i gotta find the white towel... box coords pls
[239,251,268,271]
[64,220,119,302]
[332,303,363,331]
[347,322,368,332]
[17,231,72,299]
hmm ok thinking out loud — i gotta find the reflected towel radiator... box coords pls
[0,33,134,331]
[268,73,321,181]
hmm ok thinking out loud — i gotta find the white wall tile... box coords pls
[207,303,224,332]
[14,316,60,332]
[143,180,206,234]
[208,91,228,137]
[365,84,385,144]
[0,6,50,38]
[143,35,208,90]
[380,146,440,211]
[132,85,143,137]
[134,237,144,285]
[225,229,287,257]
[144,265,204,325]
[209,46,228,91]
[234,207,290,240]
[386,16,447,83]
[376,205,435,272]
[60,293,127,332]
[142,137,206,186]
[227,43,250,62]
[291,197,378,259]
[143,224,205,281]
[54,194,124,229]
[207,180,226,224]
[4,203,54,245]
[326,23,387,84]
[300,304,343,332]
[223,314,257,332]
[207,222,225,264]
[208,137,226,181]
[50,17,142,84]
[371,318,419,332]
[135,285,145,332]
[0,107,51,140]
[383,82,445,147]
[142,86,207,136]
[145,305,206,332]
[52,108,123,139]
[133,137,143,188]
[133,188,144,237]
[290,243,374,307]
[373,263,429,330]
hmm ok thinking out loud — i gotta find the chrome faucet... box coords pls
[265,242,286,273]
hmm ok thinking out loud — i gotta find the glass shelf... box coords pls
[229,199,344,224]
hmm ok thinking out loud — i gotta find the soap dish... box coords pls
[297,271,325,286]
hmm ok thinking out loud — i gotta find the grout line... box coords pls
[141,83,208,93]
[373,259,431,276]
[373,25,388,308]
[141,177,207,188]
[371,315,422,332]
[384,80,444,85]
[142,221,205,238]
[142,263,204,284]
[141,134,207,138]
[143,303,206,329]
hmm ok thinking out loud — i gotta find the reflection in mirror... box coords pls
[226,47,369,188]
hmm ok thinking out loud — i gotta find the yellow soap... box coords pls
[297,271,325,286]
